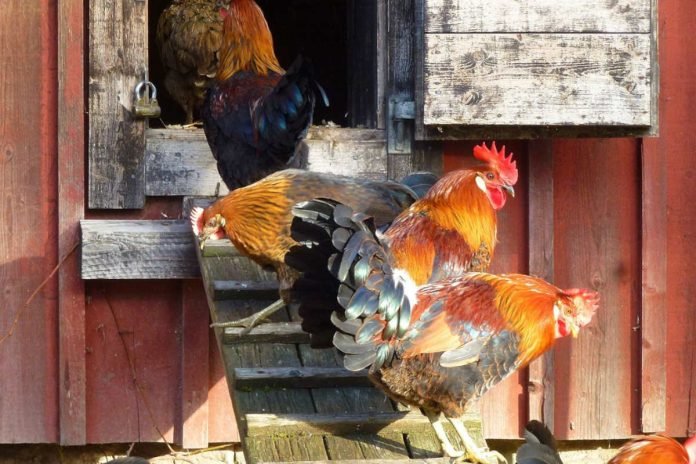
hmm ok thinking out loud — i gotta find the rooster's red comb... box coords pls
[473,141,518,186]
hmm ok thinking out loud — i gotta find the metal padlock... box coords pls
[134,80,161,119]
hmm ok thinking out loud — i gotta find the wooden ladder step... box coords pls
[245,411,462,437]
[234,367,371,389]
[213,280,279,300]
[223,321,310,344]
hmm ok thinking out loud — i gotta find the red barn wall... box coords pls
[0,0,694,447]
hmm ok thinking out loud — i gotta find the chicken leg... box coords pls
[448,416,507,464]
[425,411,464,459]
[210,298,285,334]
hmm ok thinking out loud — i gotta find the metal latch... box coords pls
[388,95,415,155]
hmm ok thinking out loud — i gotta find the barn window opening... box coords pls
[148,0,351,128]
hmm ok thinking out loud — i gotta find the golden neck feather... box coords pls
[418,170,498,254]
[217,0,284,81]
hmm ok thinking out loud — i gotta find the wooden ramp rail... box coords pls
[186,197,488,463]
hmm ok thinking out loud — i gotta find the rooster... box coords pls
[365,141,516,285]
[516,420,563,464]
[191,169,436,340]
[202,0,328,190]
[288,202,598,463]
[608,434,696,464]
[156,0,230,124]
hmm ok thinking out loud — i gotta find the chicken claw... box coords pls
[210,299,285,334]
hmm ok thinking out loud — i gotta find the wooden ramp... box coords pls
[187,198,487,463]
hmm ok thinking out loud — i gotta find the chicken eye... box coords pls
[486,172,495,180]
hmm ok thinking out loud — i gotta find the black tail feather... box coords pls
[256,55,327,164]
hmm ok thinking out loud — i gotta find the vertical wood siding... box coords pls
[657,0,696,438]
[0,0,58,443]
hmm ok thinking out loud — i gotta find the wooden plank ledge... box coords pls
[214,280,279,300]
[80,219,199,279]
[234,367,371,389]
[245,411,479,437]
[222,322,309,345]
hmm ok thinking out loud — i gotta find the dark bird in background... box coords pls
[608,434,696,464]
[288,200,598,463]
[156,0,230,124]
[191,169,436,342]
[202,0,328,191]
[516,420,563,464]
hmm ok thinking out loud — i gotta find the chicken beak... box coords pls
[502,184,515,198]
[570,324,579,338]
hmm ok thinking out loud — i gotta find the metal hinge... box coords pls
[387,95,416,155]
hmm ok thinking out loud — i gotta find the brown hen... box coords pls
[156,0,230,123]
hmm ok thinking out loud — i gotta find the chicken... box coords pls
[371,141,516,285]
[156,0,230,124]
[190,169,436,341]
[608,434,696,464]
[202,0,328,191]
[516,420,563,464]
[288,203,598,463]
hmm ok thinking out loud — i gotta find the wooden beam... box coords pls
[234,368,371,389]
[527,141,555,428]
[145,127,389,197]
[423,33,651,128]
[88,0,147,208]
[639,139,667,433]
[57,0,86,446]
[223,322,309,345]
[245,411,480,437]
[80,220,200,279]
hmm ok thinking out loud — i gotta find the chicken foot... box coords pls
[210,298,285,334]
[425,411,465,459]
[448,416,507,464]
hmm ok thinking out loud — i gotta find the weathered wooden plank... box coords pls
[145,127,389,197]
[234,367,371,389]
[246,411,478,437]
[145,128,228,197]
[88,0,147,208]
[386,0,416,154]
[424,0,650,33]
[58,0,86,446]
[223,322,309,345]
[527,141,555,428]
[80,220,199,279]
[214,280,279,301]
[177,280,211,448]
[639,140,667,433]
[424,33,652,127]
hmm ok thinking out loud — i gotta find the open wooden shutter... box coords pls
[414,0,657,139]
